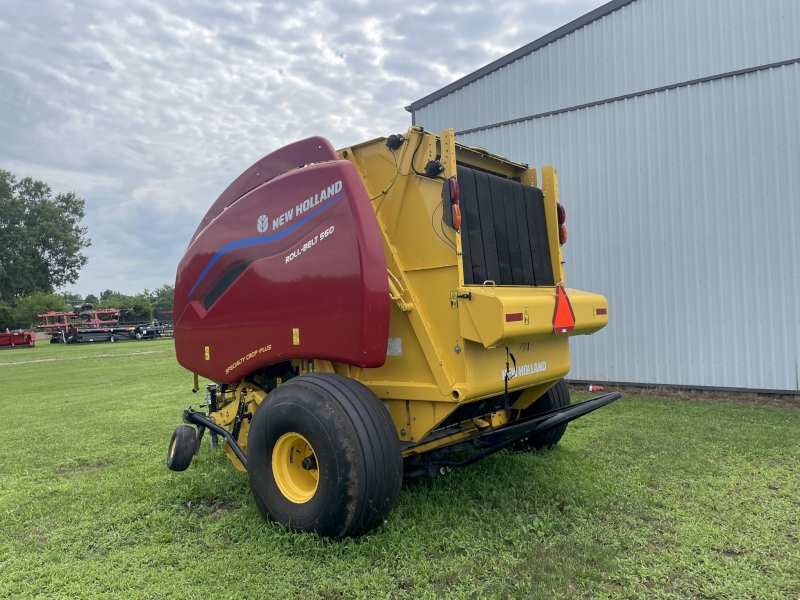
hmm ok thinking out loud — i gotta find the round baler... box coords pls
[168,127,620,539]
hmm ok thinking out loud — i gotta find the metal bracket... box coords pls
[388,269,414,311]
[183,409,248,470]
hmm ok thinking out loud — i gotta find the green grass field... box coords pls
[1,341,798,599]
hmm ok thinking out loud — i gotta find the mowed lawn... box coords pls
[0,341,798,600]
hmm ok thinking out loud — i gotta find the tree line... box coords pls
[1,169,174,330]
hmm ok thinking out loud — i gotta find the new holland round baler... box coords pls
[167,127,620,539]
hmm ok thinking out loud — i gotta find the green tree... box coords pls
[148,284,174,313]
[99,290,119,303]
[0,170,90,302]
[0,301,13,330]
[83,294,99,305]
[11,292,70,329]
[61,291,84,306]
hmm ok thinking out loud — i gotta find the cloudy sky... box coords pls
[1,0,605,296]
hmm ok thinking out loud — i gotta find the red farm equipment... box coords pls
[0,330,35,349]
[38,303,123,343]
[36,302,174,344]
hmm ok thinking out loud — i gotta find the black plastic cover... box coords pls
[457,165,554,286]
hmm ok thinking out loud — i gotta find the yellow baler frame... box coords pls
[316,128,606,453]
[205,127,609,467]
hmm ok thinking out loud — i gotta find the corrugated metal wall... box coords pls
[415,0,800,134]
[412,0,800,392]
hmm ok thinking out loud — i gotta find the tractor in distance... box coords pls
[166,127,620,539]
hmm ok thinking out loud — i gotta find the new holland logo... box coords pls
[502,362,547,380]
[257,215,269,233]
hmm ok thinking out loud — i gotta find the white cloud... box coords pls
[0,0,607,295]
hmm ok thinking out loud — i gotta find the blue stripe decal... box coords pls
[189,192,345,295]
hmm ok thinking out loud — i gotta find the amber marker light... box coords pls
[451,204,462,229]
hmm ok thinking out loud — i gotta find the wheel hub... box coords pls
[272,432,319,504]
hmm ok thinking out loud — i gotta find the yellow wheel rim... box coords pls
[271,432,319,504]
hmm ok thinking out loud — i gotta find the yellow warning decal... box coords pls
[524,307,529,325]
[204,346,210,360]
[292,328,300,345]
[450,291,458,309]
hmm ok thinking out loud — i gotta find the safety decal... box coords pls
[387,338,402,356]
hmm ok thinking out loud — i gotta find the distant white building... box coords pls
[407,0,800,393]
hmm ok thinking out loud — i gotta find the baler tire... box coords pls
[247,372,403,540]
[513,380,571,452]
[167,425,197,471]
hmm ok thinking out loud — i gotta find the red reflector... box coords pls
[596,308,607,315]
[557,203,566,224]
[451,204,461,229]
[559,225,568,245]
[505,313,524,322]
[553,285,575,334]
[449,177,459,204]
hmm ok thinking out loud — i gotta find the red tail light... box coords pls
[557,203,566,224]
[449,177,459,203]
[559,225,568,245]
[443,177,460,229]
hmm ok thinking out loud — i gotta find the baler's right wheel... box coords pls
[167,425,197,471]
[513,380,571,452]
[247,373,403,539]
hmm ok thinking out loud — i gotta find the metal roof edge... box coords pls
[405,0,638,113]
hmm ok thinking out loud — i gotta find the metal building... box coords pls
[407,0,800,394]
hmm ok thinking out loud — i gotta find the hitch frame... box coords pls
[404,392,621,478]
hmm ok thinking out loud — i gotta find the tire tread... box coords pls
[514,380,571,451]
[266,373,402,538]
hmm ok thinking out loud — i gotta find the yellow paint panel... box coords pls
[460,286,607,348]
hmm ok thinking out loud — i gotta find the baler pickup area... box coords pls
[166,127,618,539]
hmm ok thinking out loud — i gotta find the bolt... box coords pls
[301,455,317,471]
[400,428,406,436]
[454,343,461,354]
